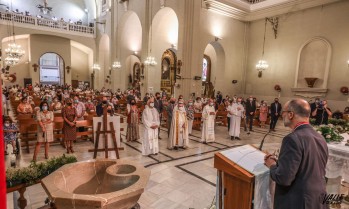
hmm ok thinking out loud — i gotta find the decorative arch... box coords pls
[119,11,142,53]
[202,41,225,97]
[161,49,177,95]
[294,37,331,89]
[39,52,65,85]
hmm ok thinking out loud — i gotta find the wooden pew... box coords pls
[216,111,228,126]
[193,113,202,131]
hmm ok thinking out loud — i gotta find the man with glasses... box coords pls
[264,99,328,209]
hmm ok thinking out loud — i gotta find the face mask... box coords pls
[107,110,112,113]
[157,96,161,99]
[263,104,266,106]
[42,106,48,111]
[249,98,253,101]
[102,101,107,104]
[149,103,154,107]
[171,101,175,104]
[5,123,10,127]
[67,102,72,106]
[88,100,91,103]
[131,102,136,105]
[275,100,278,103]
[74,100,79,103]
[209,103,214,106]
[189,103,193,105]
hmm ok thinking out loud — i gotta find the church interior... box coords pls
[1,0,349,208]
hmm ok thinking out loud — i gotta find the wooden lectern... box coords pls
[214,145,270,209]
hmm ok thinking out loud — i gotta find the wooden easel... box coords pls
[89,106,124,159]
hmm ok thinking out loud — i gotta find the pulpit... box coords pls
[214,145,273,209]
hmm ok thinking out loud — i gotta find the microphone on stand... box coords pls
[259,130,271,151]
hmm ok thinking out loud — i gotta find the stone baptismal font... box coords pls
[41,159,150,209]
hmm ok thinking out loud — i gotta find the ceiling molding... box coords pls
[203,0,343,21]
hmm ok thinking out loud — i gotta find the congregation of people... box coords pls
[3,83,347,160]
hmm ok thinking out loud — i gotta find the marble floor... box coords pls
[4,113,348,209]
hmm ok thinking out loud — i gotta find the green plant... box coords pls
[6,154,77,188]
[316,124,344,143]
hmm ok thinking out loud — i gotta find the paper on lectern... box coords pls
[220,144,269,175]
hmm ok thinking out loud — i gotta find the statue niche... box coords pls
[161,49,177,96]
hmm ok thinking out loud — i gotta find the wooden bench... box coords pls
[193,113,202,131]
[216,111,228,126]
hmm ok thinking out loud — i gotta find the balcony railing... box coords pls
[0,11,95,36]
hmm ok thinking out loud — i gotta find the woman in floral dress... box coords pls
[259,101,268,128]
[126,99,140,142]
[62,98,77,153]
[33,101,54,161]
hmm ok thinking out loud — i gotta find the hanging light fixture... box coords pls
[144,0,157,66]
[112,1,122,70]
[5,0,25,66]
[112,61,121,69]
[256,18,269,77]
[92,63,101,71]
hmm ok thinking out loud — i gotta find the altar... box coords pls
[326,133,349,194]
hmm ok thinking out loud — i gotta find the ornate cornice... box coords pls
[203,0,342,21]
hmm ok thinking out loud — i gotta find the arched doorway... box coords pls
[202,55,214,98]
[39,53,65,85]
[202,42,225,98]
[161,49,177,95]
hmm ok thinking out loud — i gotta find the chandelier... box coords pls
[256,18,269,77]
[144,56,157,66]
[92,64,101,71]
[37,0,52,15]
[256,60,268,71]
[144,0,157,67]
[112,61,121,69]
[5,43,25,66]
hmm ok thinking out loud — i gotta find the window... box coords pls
[39,53,64,85]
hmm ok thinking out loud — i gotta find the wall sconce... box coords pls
[133,51,138,55]
[340,86,349,95]
[347,60,349,67]
[174,83,180,88]
[274,84,281,92]
[194,76,201,80]
[66,66,71,74]
[232,80,238,84]
[32,63,39,72]
[214,36,222,42]
[171,44,177,49]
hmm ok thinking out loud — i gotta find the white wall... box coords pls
[71,46,89,82]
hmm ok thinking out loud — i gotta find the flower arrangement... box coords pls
[316,124,344,143]
[6,154,77,188]
[310,118,349,134]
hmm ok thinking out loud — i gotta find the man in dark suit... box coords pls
[154,92,163,139]
[264,99,328,209]
[269,98,282,131]
[245,96,256,132]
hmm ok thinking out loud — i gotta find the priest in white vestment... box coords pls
[141,98,160,156]
[229,97,245,140]
[168,100,189,150]
[201,99,216,143]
